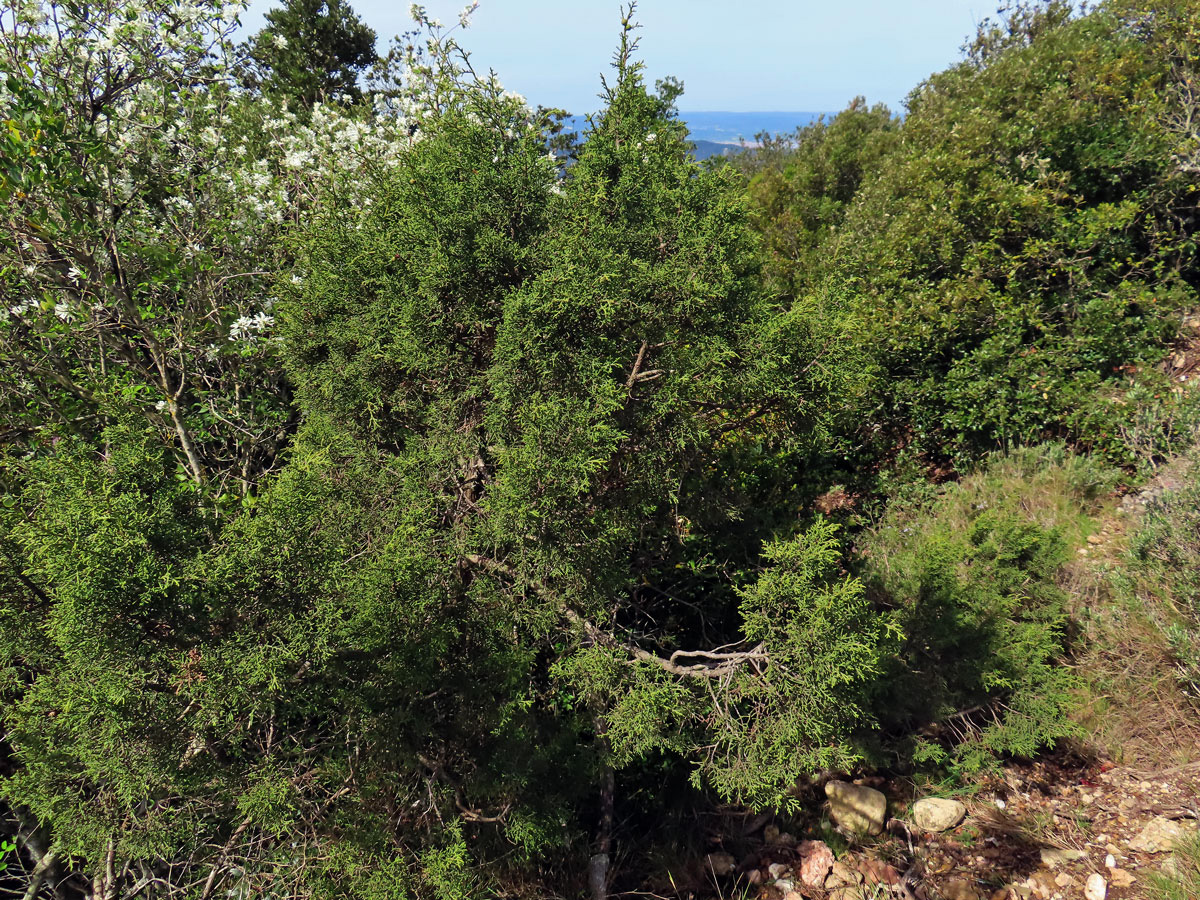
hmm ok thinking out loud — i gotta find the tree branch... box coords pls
[464,554,768,679]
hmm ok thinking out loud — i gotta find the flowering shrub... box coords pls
[0,0,421,492]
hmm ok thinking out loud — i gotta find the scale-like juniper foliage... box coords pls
[5,2,1195,897]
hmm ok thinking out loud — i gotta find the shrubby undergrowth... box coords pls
[859,445,1118,772]
[1,0,1198,897]
[1125,451,1200,701]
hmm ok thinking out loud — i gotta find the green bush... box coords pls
[743,0,1200,465]
[3,0,1198,896]
[860,446,1115,769]
[0,18,871,895]
[740,99,900,298]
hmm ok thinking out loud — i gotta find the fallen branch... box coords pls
[464,554,768,679]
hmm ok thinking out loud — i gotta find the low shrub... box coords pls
[858,446,1117,770]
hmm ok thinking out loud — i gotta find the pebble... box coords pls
[825,780,887,835]
[829,860,862,887]
[796,840,834,889]
[1040,847,1086,868]
[1084,873,1107,900]
[913,797,968,831]
[1108,868,1134,888]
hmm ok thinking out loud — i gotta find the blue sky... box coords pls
[241,0,989,114]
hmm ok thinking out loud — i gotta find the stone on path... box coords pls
[913,797,967,831]
[1128,815,1195,853]
[1040,847,1086,868]
[825,780,887,835]
[767,862,790,879]
[1108,868,1134,888]
[1084,873,1107,900]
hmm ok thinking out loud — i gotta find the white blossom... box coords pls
[229,310,274,343]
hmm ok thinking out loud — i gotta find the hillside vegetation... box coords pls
[0,1,1198,898]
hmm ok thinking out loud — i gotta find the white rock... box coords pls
[1128,816,1196,853]
[767,862,790,880]
[912,797,967,831]
[1104,853,1115,869]
[1084,872,1107,900]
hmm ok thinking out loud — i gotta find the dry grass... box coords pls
[1069,589,1200,768]
[1146,832,1200,900]
[1059,453,1200,770]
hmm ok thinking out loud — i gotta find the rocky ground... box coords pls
[697,734,1198,900]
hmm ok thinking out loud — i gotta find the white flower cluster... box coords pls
[8,298,38,318]
[7,0,246,87]
[2,0,559,363]
[229,310,274,343]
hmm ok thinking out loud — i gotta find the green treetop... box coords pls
[241,0,379,107]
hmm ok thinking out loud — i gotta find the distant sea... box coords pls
[677,111,826,145]
[562,111,828,160]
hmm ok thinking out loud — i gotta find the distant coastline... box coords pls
[562,110,830,160]
[676,110,827,144]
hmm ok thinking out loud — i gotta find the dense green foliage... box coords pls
[739,99,900,299]
[239,0,378,107]
[860,445,1118,771]
[2,0,1199,897]
[743,0,1200,467]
